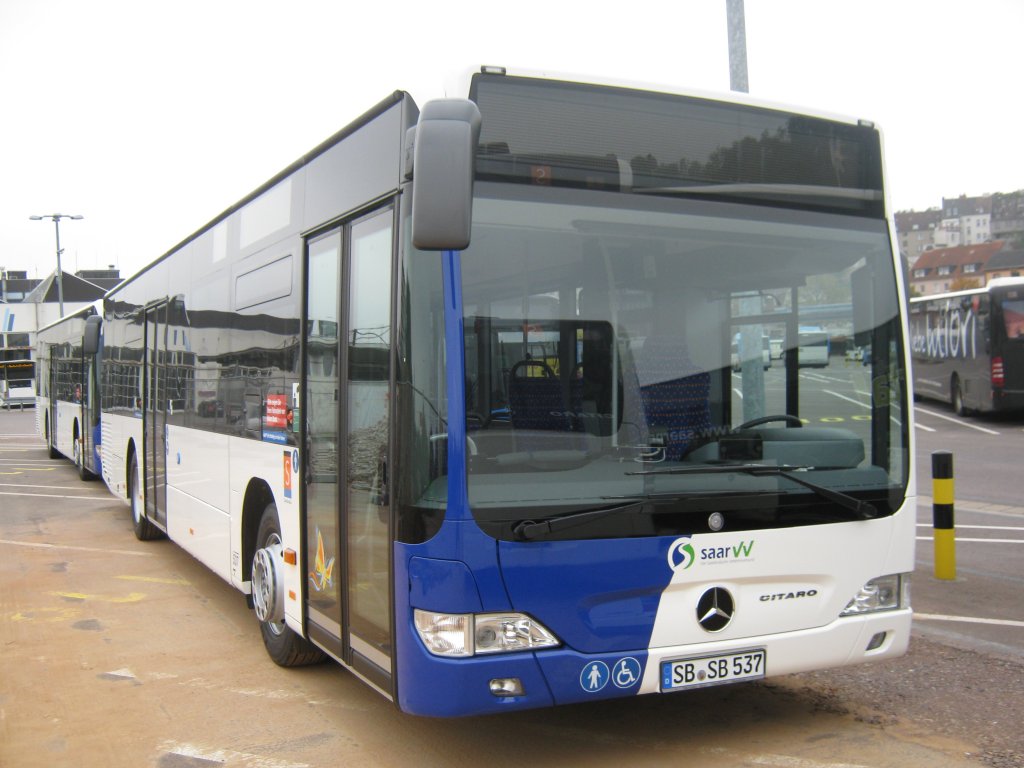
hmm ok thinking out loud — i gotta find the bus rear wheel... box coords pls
[951,375,968,417]
[252,503,323,667]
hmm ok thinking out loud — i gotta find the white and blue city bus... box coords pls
[39,67,914,716]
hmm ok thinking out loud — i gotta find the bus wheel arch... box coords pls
[72,420,81,466]
[248,491,323,667]
[241,479,275,584]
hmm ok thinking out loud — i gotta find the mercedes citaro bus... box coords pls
[38,67,914,717]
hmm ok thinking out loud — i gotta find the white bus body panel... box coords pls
[101,411,141,501]
[53,400,82,460]
[103,417,307,636]
[166,487,231,580]
[166,426,232,580]
[638,494,917,690]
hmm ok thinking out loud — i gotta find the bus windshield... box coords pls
[454,183,907,539]
[1001,295,1024,339]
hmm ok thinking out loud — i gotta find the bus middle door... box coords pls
[144,301,169,529]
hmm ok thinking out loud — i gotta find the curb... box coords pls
[917,494,1024,518]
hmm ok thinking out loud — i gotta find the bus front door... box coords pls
[144,302,168,529]
[302,208,394,690]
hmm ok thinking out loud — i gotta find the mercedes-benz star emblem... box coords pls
[696,587,735,632]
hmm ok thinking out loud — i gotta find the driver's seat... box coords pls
[635,336,711,461]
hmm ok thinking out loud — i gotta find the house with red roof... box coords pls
[908,240,1006,296]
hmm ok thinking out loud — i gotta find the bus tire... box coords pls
[951,375,968,417]
[45,415,60,459]
[73,423,95,481]
[252,503,324,667]
[129,452,162,541]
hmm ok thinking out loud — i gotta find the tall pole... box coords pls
[29,213,83,318]
[726,0,764,420]
[726,0,749,93]
[53,217,65,317]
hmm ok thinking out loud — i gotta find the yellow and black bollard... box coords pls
[932,451,956,580]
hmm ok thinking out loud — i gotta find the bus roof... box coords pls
[446,66,875,129]
[911,276,1024,304]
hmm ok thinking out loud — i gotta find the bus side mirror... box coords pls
[83,315,102,356]
[410,99,482,251]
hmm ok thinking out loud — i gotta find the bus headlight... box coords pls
[840,574,909,616]
[414,609,559,657]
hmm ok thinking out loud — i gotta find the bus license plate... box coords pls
[661,649,766,692]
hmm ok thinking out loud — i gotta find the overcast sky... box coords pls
[2,0,1022,281]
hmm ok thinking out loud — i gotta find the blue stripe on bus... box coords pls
[442,249,470,522]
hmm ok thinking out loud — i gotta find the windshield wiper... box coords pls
[627,464,877,520]
[633,182,882,202]
[512,500,650,541]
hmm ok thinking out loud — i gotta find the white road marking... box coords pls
[0,490,111,501]
[823,389,904,428]
[913,405,1000,435]
[157,741,311,768]
[0,539,152,557]
[0,482,101,490]
[916,536,1024,544]
[824,390,869,408]
[916,523,1024,532]
[744,754,870,768]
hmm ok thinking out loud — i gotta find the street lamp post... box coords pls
[29,213,83,317]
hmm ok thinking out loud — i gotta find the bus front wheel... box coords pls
[73,422,95,481]
[129,453,162,541]
[252,503,324,667]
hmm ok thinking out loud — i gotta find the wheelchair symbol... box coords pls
[612,657,641,689]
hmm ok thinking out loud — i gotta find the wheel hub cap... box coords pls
[252,543,285,625]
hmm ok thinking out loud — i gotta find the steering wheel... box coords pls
[510,359,558,379]
[734,414,803,431]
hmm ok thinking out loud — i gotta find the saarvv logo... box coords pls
[668,537,696,572]
[668,536,757,573]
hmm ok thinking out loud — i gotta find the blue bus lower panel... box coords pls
[394,535,664,717]
[395,643,652,717]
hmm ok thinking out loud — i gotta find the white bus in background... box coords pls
[0,359,35,409]
[798,327,831,367]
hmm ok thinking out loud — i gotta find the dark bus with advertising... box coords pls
[910,277,1024,415]
[38,66,913,717]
